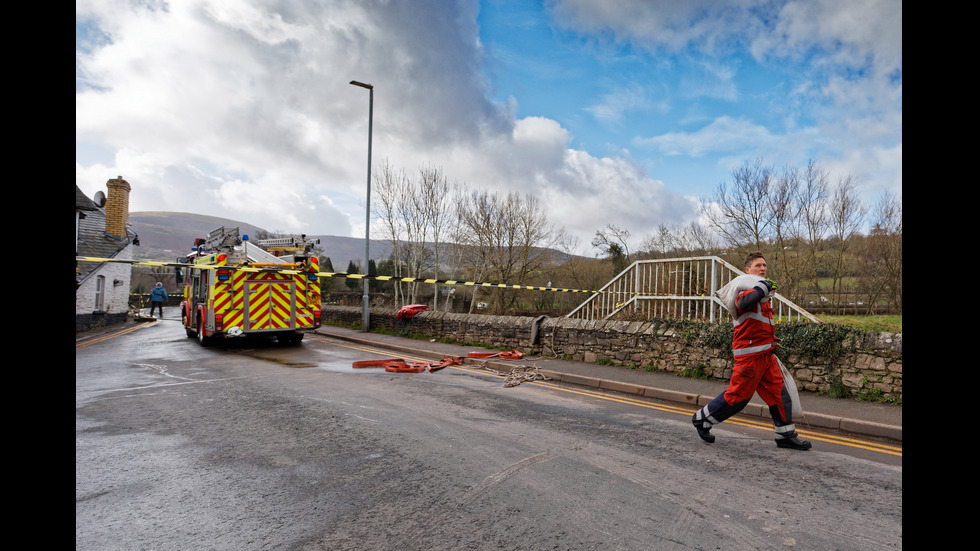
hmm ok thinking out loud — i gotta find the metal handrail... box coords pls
[565,256,820,323]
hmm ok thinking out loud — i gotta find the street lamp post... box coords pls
[350,80,373,332]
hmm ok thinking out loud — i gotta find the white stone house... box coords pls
[76,177,139,331]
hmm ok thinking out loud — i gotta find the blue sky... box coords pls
[76,0,902,257]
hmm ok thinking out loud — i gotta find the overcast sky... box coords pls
[76,0,902,257]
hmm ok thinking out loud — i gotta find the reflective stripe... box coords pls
[733,310,775,327]
[694,407,718,426]
[733,342,774,356]
[774,424,797,435]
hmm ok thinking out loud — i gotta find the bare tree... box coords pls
[416,164,454,307]
[438,183,470,312]
[826,175,867,312]
[641,224,678,259]
[681,221,719,255]
[591,224,632,273]
[765,165,799,286]
[372,160,459,306]
[457,190,564,314]
[858,191,902,314]
[791,160,830,298]
[637,221,718,259]
[549,232,609,311]
[700,158,775,252]
[373,158,410,304]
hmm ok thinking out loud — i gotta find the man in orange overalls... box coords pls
[692,252,812,450]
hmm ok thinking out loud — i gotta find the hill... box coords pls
[129,211,391,270]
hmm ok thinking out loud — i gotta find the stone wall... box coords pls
[323,306,903,400]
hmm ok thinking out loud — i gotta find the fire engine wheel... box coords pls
[197,317,213,346]
[182,314,196,338]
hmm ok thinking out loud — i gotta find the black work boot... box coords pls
[692,414,715,443]
[776,435,812,450]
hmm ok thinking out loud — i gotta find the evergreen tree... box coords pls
[319,257,335,292]
[345,260,360,291]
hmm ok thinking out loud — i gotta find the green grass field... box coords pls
[817,315,902,333]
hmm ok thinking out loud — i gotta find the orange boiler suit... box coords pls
[693,282,800,440]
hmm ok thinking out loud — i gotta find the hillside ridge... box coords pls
[129,211,390,270]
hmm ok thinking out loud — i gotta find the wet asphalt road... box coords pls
[76,318,902,550]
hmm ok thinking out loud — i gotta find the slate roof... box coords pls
[76,185,100,211]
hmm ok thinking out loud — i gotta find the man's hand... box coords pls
[763,278,778,293]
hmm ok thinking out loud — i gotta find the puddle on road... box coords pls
[239,350,319,368]
[249,354,318,369]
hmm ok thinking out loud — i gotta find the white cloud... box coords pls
[633,116,776,158]
[586,87,654,125]
[76,0,688,251]
[547,0,764,53]
[549,0,901,206]
[76,0,899,260]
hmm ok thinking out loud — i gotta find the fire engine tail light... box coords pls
[217,268,231,281]
[314,310,321,327]
[215,313,224,332]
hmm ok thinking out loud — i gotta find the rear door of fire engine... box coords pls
[245,272,295,331]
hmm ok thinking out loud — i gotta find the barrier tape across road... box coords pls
[76,256,600,294]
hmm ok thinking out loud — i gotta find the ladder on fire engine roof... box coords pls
[205,226,241,250]
[205,226,286,265]
[243,240,287,264]
[204,226,319,265]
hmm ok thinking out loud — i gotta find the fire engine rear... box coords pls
[178,227,321,345]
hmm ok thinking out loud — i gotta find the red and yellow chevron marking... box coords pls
[246,272,294,331]
[205,269,242,331]
[269,278,292,330]
[188,263,320,334]
[296,272,308,310]
[295,273,311,328]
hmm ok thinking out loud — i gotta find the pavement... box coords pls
[314,325,902,443]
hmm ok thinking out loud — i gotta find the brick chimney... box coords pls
[104,176,131,238]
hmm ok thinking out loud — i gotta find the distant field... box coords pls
[817,315,902,333]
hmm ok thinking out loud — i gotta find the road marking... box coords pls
[314,335,902,458]
[80,329,901,459]
[75,321,157,349]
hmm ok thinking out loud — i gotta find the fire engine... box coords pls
[179,226,322,345]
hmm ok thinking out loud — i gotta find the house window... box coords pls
[95,275,106,311]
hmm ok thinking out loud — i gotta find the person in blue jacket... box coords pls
[149,282,168,318]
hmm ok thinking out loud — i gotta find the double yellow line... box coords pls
[75,319,156,349]
[76,327,901,459]
[317,337,902,458]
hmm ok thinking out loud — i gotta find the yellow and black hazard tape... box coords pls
[76,256,599,294]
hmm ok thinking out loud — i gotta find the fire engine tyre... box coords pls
[197,316,213,347]
[182,312,196,338]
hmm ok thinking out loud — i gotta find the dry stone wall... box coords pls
[322,306,902,400]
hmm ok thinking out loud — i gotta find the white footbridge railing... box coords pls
[566,256,820,324]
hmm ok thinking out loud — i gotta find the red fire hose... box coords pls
[352,356,463,373]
